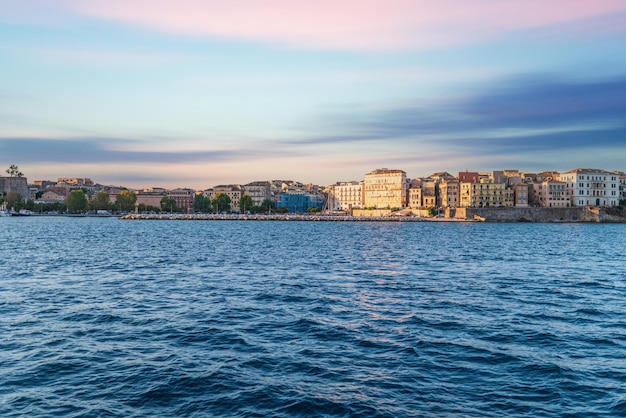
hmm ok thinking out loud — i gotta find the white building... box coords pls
[558,168,619,207]
[326,181,363,212]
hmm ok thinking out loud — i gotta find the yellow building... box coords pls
[363,168,407,209]
[460,178,512,208]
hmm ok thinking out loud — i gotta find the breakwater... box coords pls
[121,208,626,222]
[120,213,470,222]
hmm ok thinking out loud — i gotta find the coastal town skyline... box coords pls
[2,1,626,188]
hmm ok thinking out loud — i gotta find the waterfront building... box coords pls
[530,180,569,208]
[460,178,508,208]
[38,188,69,204]
[558,168,619,207]
[276,193,324,213]
[242,181,271,206]
[363,169,407,209]
[326,181,363,212]
[512,183,529,207]
[421,178,436,207]
[168,188,195,212]
[136,191,165,209]
[204,185,242,210]
[408,179,423,208]
[437,177,459,208]
[620,175,626,202]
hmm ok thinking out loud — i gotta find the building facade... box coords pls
[460,179,511,208]
[530,180,569,208]
[363,169,407,209]
[167,188,195,212]
[242,181,271,206]
[276,193,324,213]
[558,168,619,207]
[326,181,363,212]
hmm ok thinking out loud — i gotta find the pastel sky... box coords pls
[1,0,625,189]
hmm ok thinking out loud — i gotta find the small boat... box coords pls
[10,209,33,216]
[0,210,9,217]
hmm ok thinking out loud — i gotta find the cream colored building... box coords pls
[438,178,460,208]
[204,185,242,209]
[242,181,271,206]
[363,169,407,209]
[460,178,511,208]
[326,181,363,211]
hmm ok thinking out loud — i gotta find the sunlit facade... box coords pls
[363,169,407,209]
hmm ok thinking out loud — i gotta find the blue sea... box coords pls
[1,217,625,417]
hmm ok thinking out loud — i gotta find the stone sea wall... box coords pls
[455,207,626,222]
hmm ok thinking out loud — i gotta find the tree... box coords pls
[66,190,89,212]
[193,194,211,213]
[92,191,111,211]
[5,164,23,177]
[116,190,137,212]
[212,193,231,213]
[160,196,179,213]
[239,194,253,213]
[5,192,21,209]
[260,198,275,213]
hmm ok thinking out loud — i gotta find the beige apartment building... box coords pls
[363,169,407,209]
[204,185,242,209]
[438,177,460,208]
[529,180,569,208]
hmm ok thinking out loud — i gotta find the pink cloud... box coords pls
[56,0,626,50]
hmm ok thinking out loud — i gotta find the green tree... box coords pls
[5,192,21,209]
[259,198,275,213]
[66,190,89,212]
[92,191,111,210]
[116,190,137,212]
[160,196,179,213]
[193,194,211,213]
[212,193,231,213]
[5,164,23,177]
[239,194,253,213]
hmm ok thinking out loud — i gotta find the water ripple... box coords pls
[1,218,625,417]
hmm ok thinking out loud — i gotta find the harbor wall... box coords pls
[454,207,625,222]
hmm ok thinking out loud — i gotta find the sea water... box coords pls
[1,217,625,417]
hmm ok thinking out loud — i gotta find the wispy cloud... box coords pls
[9,0,621,51]
[299,74,626,159]
[0,137,288,164]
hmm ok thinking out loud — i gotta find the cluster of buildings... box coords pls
[2,167,626,213]
[4,177,327,213]
[326,168,626,212]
